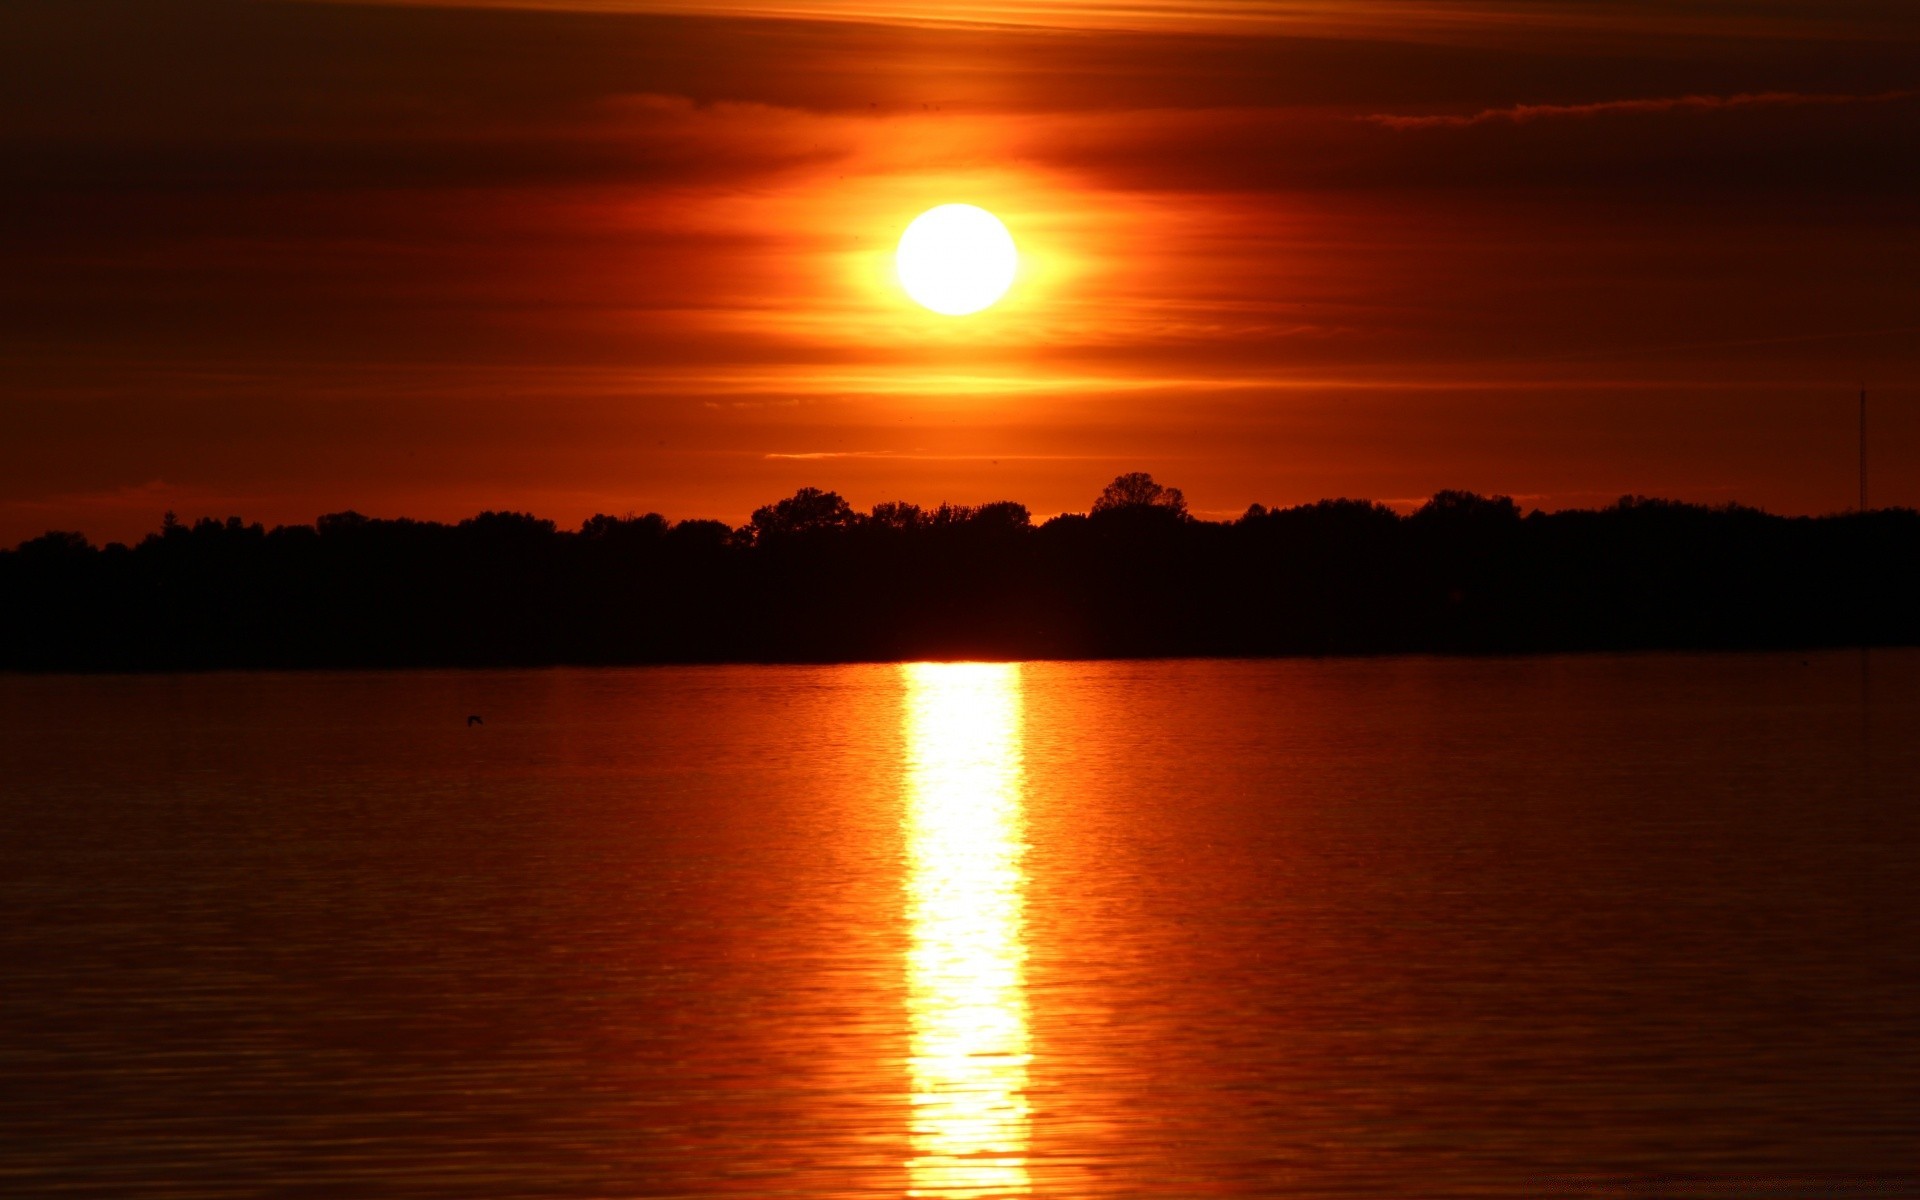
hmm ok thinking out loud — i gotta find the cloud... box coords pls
[761,451,1107,460]
[332,0,1920,45]
[1365,88,1918,130]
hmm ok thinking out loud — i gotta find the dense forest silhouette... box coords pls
[4,474,1916,669]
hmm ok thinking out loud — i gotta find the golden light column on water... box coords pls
[901,662,1032,1198]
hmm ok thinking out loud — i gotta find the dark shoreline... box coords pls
[7,486,1916,672]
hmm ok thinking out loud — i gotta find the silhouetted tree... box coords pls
[868,501,926,531]
[1092,472,1187,517]
[750,487,856,541]
[971,501,1032,530]
[317,510,371,537]
[670,518,732,547]
[1,486,1915,669]
[1413,490,1520,526]
[461,511,555,539]
[581,512,670,542]
[15,531,92,560]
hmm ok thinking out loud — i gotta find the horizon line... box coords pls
[12,484,1913,553]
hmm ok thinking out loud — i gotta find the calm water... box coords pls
[3,653,1918,1198]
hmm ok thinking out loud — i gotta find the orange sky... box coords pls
[3,0,1918,543]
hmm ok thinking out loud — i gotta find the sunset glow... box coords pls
[1,0,1915,541]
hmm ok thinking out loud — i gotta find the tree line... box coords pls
[3,474,1915,669]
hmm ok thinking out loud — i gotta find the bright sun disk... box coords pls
[896,204,1018,316]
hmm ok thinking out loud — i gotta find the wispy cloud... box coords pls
[761,451,1113,461]
[1366,88,1917,130]
[6,480,256,515]
[332,0,1907,43]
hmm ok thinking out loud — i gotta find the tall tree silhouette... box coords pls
[1092,472,1187,517]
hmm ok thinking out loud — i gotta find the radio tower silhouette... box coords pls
[1859,386,1868,513]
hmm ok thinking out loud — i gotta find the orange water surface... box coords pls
[2,653,1917,1196]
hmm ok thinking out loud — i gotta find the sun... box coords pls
[896,204,1018,316]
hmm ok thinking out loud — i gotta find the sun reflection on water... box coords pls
[902,662,1031,1199]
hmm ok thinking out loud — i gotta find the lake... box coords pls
[3,653,1917,1197]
